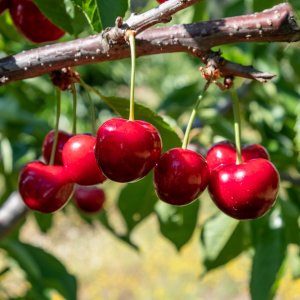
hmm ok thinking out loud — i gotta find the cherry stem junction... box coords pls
[127,30,136,121]
[49,88,61,166]
[182,80,211,149]
[71,83,77,135]
[231,90,243,164]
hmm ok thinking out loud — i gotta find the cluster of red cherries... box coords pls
[19,115,280,220]
[0,0,64,43]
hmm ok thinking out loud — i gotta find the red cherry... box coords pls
[208,158,280,220]
[42,130,72,166]
[206,141,270,171]
[153,148,209,206]
[19,161,74,213]
[9,0,65,43]
[0,0,8,14]
[62,134,107,186]
[95,118,162,183]
[157,0,167,3]
[73,185,105,214]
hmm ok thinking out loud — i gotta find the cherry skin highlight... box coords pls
[19,161,74,213]
[206,141,270,171]
[62,134,107,186]
[9,0,65,43]
[73,185,105,214]
[42,130,72,166]
[154,148,209,206]
[208,158,280,220]
[95,118,162,183]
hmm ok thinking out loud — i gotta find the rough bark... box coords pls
[0,3,298,85]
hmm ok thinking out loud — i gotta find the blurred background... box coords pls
[0,0,300,299]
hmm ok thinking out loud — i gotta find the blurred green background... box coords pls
[1,0,300,299]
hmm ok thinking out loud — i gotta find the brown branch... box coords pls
[0,3,298,86]
[125,0,201,33]
[0,192,28,239]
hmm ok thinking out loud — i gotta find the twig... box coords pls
[0,3,298,85]
[0,192,28,239]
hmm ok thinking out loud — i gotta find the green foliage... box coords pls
[250,215,287,300]
[0,240,77,299]
[0,0,300,299]
[200,212,249,273]
[155,200,200,250]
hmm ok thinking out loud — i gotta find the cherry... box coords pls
[62,134,107,186]
[9,0,65,43]
[154,148,209,206]
[19,161,74,213]
[95,118,162,183]
[42,130,72,166]
[0,0,8,14]
[208,158,280,220]
[157,0,167,3]
[73,185,105,214]
[206,141,270,171]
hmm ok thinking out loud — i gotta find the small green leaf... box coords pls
[118,173,157,234]
[250,220,287,300]
[155,200,200,251]
[1,240,77,300]
[101,96,181,151]
[96,0,129,28]
[34,212,53,234]
[200,212,248,272]
[79,0,102,32]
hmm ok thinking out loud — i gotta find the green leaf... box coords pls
[200,212,248,273]
[250,220,287,300]
[78,0,102,32]
[279,196,300,245]
[118,173,157,234]
[96,0,129,28]
[1,240,77,300]
[155,200,200,251]
[33,0,89,35]
[34,212,53,234]
[101,96,181,151]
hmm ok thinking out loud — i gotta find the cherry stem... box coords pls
[85,91,97,135]
[182,80,211,149]
[49,88,61,166]
[127,30,136,121]
[231,90,243,164]
[71,83,77,135]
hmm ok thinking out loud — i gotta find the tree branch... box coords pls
[0,3,298,86]
[0,192,28,239]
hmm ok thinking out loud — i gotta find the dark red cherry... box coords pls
[206,141,270,171]
[208,158,280,220]
[95,118,162,183]
[19,161,74,213]
[9,0,65,43]
[157,0,167,3]
[62,134,107,186]
[154,148,209,206]
[42,130,72,166]
[73,185,105,214]
[0,0,8,14]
